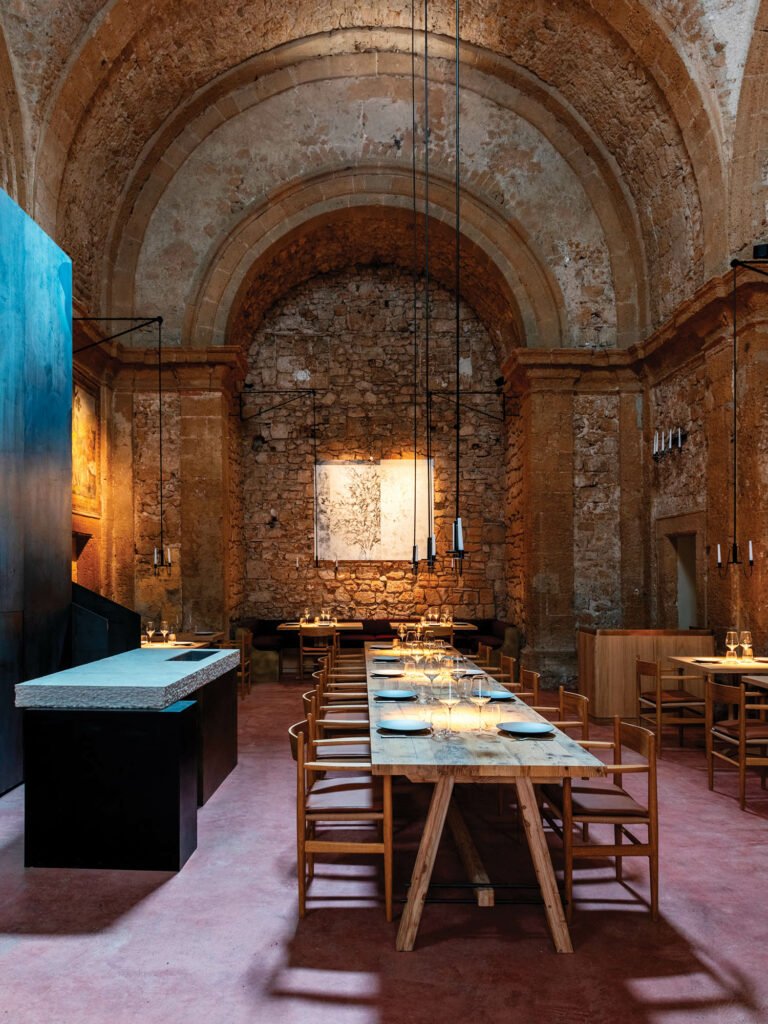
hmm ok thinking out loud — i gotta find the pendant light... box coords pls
[423,0,437,571]
[448,0,465,575]
[411,0,420,576]
[715,249,767,575]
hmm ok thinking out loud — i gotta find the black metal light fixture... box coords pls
[73,314,170,574]
[715,246,767,576]
[423,0,437,572]
[411,0,421,577]
[446,0,465,576]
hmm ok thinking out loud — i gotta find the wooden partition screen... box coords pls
[578,628,715,718]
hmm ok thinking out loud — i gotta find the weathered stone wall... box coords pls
[573,393,622,627]
[237,265,506,622]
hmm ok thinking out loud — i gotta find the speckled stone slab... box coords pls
[15,648,240,710]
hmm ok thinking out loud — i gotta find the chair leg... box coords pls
[739,759,746,811]
[707,743,714,790]
[614,825,623,881]
[563,782,574,923]
[383,777,393,923]
[649,848,659,921]
[657,704,663,757]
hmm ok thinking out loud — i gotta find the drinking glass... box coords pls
[423,655,441,696]
[431,708,449,742]
[725,629,739,659]
[169,622,177,642]
[160,620,169,642]
[481,702,500,732]
[437,681,460,733]
[146,620,155,643]
[469,673,492,729]
[740,630,753,659]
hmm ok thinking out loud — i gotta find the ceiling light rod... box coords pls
[447,0,465,575]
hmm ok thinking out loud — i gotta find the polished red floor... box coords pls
[1,682,766,1024]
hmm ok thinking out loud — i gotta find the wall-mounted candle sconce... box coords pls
[652,427,688,461]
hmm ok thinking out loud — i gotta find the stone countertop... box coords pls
[15,647,240,711]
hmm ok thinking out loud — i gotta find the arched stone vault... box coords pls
[187,171,564,361]
[28,1,728,337]
[104,40,645,354]
[0,25,27,207]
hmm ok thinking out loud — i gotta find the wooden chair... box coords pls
[706,679,768,810]
[298,626,337,680]
[220,628,252,698]
[533,687,589,740]
[540,718,658,920]
[289,718,370,765]
[294,727,393,921]
[636,658,705,754]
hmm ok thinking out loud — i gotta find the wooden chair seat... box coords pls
[712,718,768,741]
[641,688,701,705]
[542,779,646,818]
[305,775,381,813]
[314,741,372,761]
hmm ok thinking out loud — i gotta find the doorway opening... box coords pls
[673,533,697,629]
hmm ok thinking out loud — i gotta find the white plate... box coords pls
[374,689,417,700]
[476,690,512,701]
[462,667,485,675]
[371,645,394,650]
[195,630,215,636]
[372,669,403,677]
[378,719,431,733]
[374,656,401,661]
[498,721,554,737]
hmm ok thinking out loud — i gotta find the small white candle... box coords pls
[653,431,658,454]
[749,540,754,562]
[296,555,299,568]
[661,432,665,452]
[717,543,722,565]
[677,427,681,448]
[166,546,171,566]
[153,546,158,566]
[668,428,673,449]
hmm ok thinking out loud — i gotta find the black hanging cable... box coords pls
[731,263,739,566]
[450,0,465,573]
[424,0,436,570]
[411,0,420,576]
[312,389,319,567]
[156,316,169,572]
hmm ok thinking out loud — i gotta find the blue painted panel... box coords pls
[0,188,72,792]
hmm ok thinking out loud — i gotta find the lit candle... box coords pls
[166,546,171,566]
[296,555,299,568]
[653,431,658,455]
[153,547,158,566]
[717,543,722,565]
[749,540,754,563]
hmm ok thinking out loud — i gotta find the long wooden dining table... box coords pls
[363,643,605,952]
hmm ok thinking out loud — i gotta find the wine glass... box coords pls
[725,629,739,659]
[422,654,440,696]
[160,619,169,642]
[437,680,460,733]
[397,623,407,645]
[145,620,155,643]
[740,630,753,659]
[168,622,177,642]
[469,673,492,730]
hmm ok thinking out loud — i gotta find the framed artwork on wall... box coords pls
[72,377,100,517]
[315,459,431,561]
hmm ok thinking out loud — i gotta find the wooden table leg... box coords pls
[515,776,573,954]
[396,775,454,952]
[446,801,494,907]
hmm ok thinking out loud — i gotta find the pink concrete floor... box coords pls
[1,681,767,1024]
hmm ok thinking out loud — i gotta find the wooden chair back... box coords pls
[519,668,540,705]
[557,687,589,740]
[499,654,516,683]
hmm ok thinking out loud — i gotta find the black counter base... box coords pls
[24,701,198,871]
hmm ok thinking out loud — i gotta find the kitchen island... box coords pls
[16,646,239,871]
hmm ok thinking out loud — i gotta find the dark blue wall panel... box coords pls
[0,188,72,794]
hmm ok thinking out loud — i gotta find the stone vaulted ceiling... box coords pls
[0,0,765,355]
